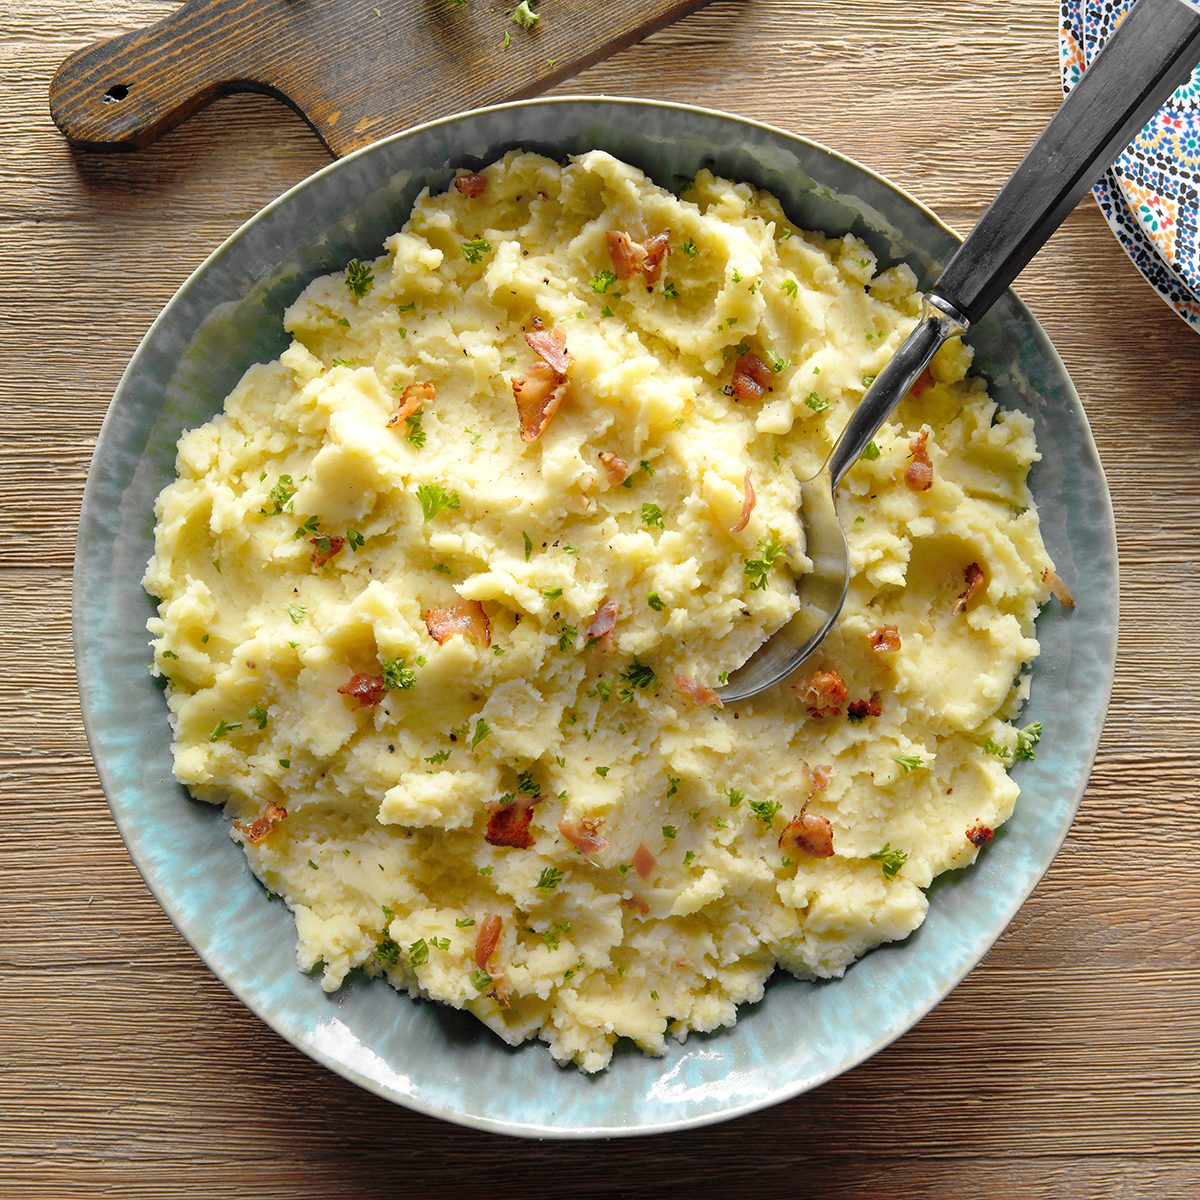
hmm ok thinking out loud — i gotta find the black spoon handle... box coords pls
[933,0,1200,326]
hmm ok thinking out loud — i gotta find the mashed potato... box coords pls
[144,150,1056,1072]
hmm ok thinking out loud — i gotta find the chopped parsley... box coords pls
[416,483,461,523]
[278,758,290,769]
[208,719,242,742]
[863,373,877,387]
[455,917,476,928]
[263,474,296,515]
[470,968,493,991]
[860,441,881,461]
[781,278,799,296]
[294,514,320,538]
[590,678,613,702]
[683,849,696,867]
[726,787,744,808]
[894,754,923,774]
[405,411,426,448]
[248,704,269,730]
[600,304,614,318]
[375,937,400,965]
[641,502,665,529]
[426,748,452,764]
[618,657,657,701]
[470,718,491,749]
[768,354,789,374]
[983,737,1011,761]
[543,587,563,601]
[522,530,533,561]
[1014,721,1042,761]
[430,937,451,952]
[517,770,539,796]
[647,592,665,612]
[681,238,698,257]
[804,392,830,413]
[595,765,610,778]
[666,774,680,799]
[433,562,452,575]
[347,528,365,550]
[285,602,307,624]
[744,538,785,590]
[536,866,563,891]
[590,269,617,293]
[465,426,483,445]
[748,798,782,824]
[381,658,417,690]
[344,258,374,299]
[870,843,908,878]
[330,357,357,368]
[662,281,679,300]
[557,624,577,651]
[461,237,492,263]
[408,939,429,968]
[542,920,572,950]
[161,649,178,660]
[662,824,677,840]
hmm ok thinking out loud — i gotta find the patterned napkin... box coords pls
[1060,0,1200,328]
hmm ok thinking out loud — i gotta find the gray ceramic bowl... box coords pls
[74,97,1118,1138]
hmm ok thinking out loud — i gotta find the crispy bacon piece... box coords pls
[454,172,488,198]
[952,562,987,616]
[847,691,883,721]
[904,429,933,492]
[621,894,651,915]
[910,366,935,398]
[524,316,571,375]
[474,914,502,967]
[673,672,724,709]
[731,353,774,402]
[233,800,287,846]
[640,231,671,284]
[731,468,756,533]
[558,817,609,856]
[632,842,657,880]
[485,795,538,849]
[598,451,629,485]
[309,534,345,567]
[423,600,491,647]
[386,381,435,428]
[966,823,994,847]
[1043,567,1076,610]
[795,669,848,719]
[779,812,835,859]
[869,625,901,653]
[586,598,619,644]
[512,362,568,443]
[337,673,387,708]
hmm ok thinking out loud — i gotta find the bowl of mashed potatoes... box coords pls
[75,97,1117,1136]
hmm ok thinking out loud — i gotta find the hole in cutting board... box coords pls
[102,84,129,103]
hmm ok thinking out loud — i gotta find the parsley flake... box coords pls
[426,748,452,764]
[662,824,677,840]
[860,441,881,461]
[536,866,563,891]
[461,237,492,263]
[748,798,782,824]
[1014,721,1042,761]
[681,238,699,257]
[543,587,563,601]
[408,939,429,967]
[263,474,297,515]
[522,531,533,561]
[456,917,476,928]
[248,704,269,730]
[344,258,374,299]
[804,392,831,413]
[470,968,493,991]
[510,0,538,28]
[375,937,400,965]
[381,658,416,690]
[683,849,696,867]
[870,843,908,878]
[347,529,365,550]
[894,754,923,774]
[286,602,307,624]
[557,624,577,652]
[405,411,426,449]
[618,657,657,701]
[781,278,799,296]
[595,765,610,778]
[208,719,242,743]
[647,593,665,612]
[591,269,617,293]
[641,502,665,529]
[470,718,491,749]
[744,538,785,590]
[662,281,679,300]
[416,483,461,523]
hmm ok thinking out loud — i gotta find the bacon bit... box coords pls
[423,600,491,647]
[605,230,646,279]
[558,817,609,856]
[966,823,994,847]
[673,672,723,709]
[485,795,538,849]
[454,172,488,198]
[233,800,287,845]
[731,468,756,533]
[869,625,901,653]
[952,562,987,616]
[779,812,834,859]
[1043,567,1076,610]
[730,353,774,402]
[631,842,657,880]
[910,366,935,398]
[386,381,435,427]
[512,362,568,443]
[904,428,933,491]
[309,534,345,567]
[474,914,502,967]
[598,451,629,485]
[621,894,651,915]
[586,598,619,644]
[337,673,387,708]
[847,691,883,721]
[640,231,671,284]
[795,669,848,719]
[524,316,571,375]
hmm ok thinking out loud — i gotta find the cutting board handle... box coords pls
[50,0,295,153]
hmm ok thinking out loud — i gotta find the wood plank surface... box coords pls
[4,0,1200,1194]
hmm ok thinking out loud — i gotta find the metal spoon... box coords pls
[721,0,1200,703]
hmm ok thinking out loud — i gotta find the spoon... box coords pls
[721,0,1200,703]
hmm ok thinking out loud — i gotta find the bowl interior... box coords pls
[74,97,1118,1138]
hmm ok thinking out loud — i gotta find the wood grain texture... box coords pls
[5,0,1200,1193]
[48,0,711,156]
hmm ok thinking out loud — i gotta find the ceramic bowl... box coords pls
[74,97,1118,1138]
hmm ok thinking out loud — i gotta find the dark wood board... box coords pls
[49,0,712,158]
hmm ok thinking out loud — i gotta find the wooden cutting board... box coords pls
[49,0,711,158]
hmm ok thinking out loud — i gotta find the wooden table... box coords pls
[6,1,1199,1194]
